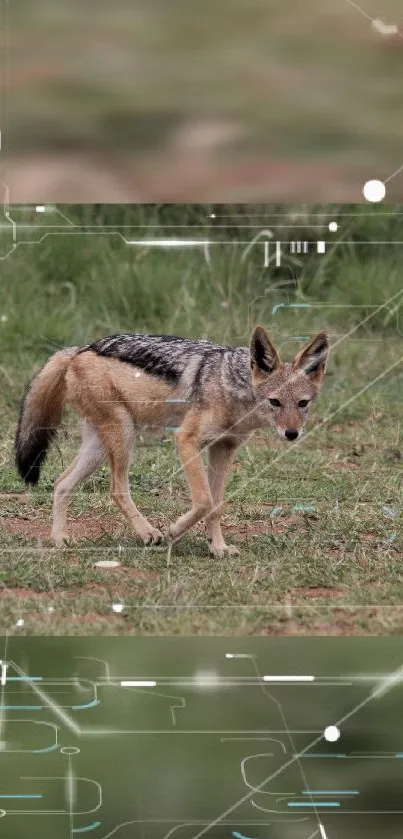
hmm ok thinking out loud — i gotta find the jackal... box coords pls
[15,327,329,555]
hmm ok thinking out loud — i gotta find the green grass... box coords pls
[0,203,402,634]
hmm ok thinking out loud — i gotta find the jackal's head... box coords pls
[250,326,329,441]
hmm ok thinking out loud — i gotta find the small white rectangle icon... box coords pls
[120,680,157,687]
[317,241,326,253]
[263,675,315,682]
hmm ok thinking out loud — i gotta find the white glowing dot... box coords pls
[95,560,121,569]
[134,372,141,378]
[16,619,24,627]
[0,315,7,323]
[35,205,46,213]
[193,669,220,689]
[328,222,338,232]
[372,18,398,36]
[362,180,386,203]
[324,725,340,742]
[210,213,216,218]
[225,653,234,658]
[48,606,55,613]
[112,603,124,614]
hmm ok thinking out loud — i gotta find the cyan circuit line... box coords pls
[0,795,43,799]
[272,303,312,314]
[72,822,101,833]
[383,533,397,544]
[0,706,43,710]
[232,832,255,839]
[73,699,101,711]
[302,790,359,795]
[299,754,346,758]
[6,678,43,682]
[30,743,59,754]
[0,700,99,711]
[270,505,316,516]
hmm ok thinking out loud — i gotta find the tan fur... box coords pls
[17,330,329,556]
[19,349,74,446]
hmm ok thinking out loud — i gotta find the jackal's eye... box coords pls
[298,399,309,408]
[269,398,282,407]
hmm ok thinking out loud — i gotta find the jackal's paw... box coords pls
[166,523,182,543]
[209,542,240,558]
[142,526,163,546]
[51,531,70,548]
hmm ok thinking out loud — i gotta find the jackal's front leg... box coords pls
[168,423,213,543]
[205,440,239,557]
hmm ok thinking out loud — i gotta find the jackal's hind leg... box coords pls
[205,440,239,557]
[51,421,105,547]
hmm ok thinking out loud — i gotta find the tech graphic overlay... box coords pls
[1,637,403,839]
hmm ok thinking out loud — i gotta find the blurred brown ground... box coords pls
[2,0,403,202]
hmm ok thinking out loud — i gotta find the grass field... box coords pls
[0,203,402,635]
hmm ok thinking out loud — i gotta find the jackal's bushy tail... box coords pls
[15,348,78,485]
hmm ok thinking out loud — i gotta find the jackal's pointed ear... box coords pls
[293,331,329,384]
[250,326,281,377]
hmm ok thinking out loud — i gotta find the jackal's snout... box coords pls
[284,428,299,441]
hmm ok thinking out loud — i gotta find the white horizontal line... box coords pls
[262,676,315,682]
[120,680,157,687]
[125,239,210,247]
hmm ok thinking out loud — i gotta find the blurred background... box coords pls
[3,0,403,202]
[2,636,403,839]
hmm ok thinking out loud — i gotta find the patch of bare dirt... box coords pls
[293,587,345,599]
[361,531,385,545]
[2,514,124,541]
[260,609,375,636]
[328,460,360,471]
[0,587,54,599]
[0,493,30,502]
